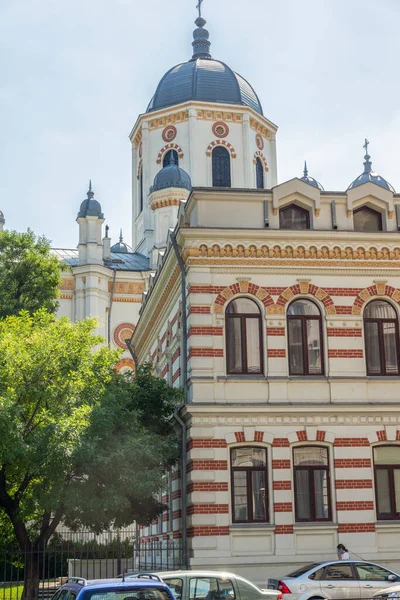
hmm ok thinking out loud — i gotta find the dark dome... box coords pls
[77,182,103,218]
[347,142,395,193]
[146,17,263,115]
[151,160,192,193]
[300,162,324,190]
[111,231,132,254]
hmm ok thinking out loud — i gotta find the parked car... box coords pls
[50,575,176,600]
[269,561,400,600]
[123,570,282,600]
[373,582,400,600]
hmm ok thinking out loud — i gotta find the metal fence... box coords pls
[0,533,182,600]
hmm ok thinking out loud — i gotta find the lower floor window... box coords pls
[231,447,268,523]
[374,446,400,519]
[294,446,331,521]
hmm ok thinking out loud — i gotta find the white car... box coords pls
[373,583,400,600]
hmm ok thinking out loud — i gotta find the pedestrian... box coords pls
[337,544,350,560]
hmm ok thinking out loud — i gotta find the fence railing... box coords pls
[0,534,182,600]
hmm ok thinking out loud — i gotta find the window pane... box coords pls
[306,319,322,374]
[374,447,400,465]
[252,470,267,520]
[323,565,354,580]
[295,469,310,520]
[288,319,304,374]
[212,147,231,187]
[365,321,381,374]
[354,207,382,232]
[163,580,183,600]
[356,564,394,581]
[246,317,261,373]
[256,159,264,189]
[227,298,260,314]
[395,470,400,514]
[365,300,396,319]
[232,447,267,467]
[233,471,248,521]
[376,469,391,514]
[280,205,309,229]
[294,447,328,466]
[163,149,179,167]
[190,579,218,600]
[288,300,320,316]
[383,322,399,374]
[314,469,329,519]
[217,580,235,600]
[227,317,242,373]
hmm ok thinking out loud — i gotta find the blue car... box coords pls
[51,575,176,600]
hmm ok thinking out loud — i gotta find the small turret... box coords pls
[76,181,105,266]
[0,210,5,232]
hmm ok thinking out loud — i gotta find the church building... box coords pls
[3,3,400,583]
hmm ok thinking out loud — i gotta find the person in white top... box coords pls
[337,544,350,560]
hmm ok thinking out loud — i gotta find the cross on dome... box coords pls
[196,0,204,17]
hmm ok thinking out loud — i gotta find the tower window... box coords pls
[163,149,179,167]
[139,169,144,213]
[212,147,231,188]
[364,300,399,375]
[256,157,264,189]
[287,299,324,376]
[279,204,310,229]
[226,298,263,375]
[354,206,382,232]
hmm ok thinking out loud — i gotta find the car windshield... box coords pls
[81,587,172,600]
[286,564,321,578]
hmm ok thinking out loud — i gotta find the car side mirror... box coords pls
[388,575,397,582]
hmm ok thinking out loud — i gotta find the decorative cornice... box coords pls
[108,282,145,294]
[59,278,75,290]
[151,198,182,210]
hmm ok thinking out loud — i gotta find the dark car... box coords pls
[51,575,176,600]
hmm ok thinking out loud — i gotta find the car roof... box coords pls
[153,571,240,578]
[284,561,399,576]
[66,580,169,590]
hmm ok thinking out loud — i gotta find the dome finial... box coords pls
[363,138,372,174]
[303,161,308,178]
[87,179,94,199]
[119,228,123,243]
[192,0,211,60]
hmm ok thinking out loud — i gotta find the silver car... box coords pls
[270,561,399,600]
[373,583,400,600]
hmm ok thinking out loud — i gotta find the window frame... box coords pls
[230,446,269,524]
[163,149,179,168]
[287,298,325,376]
[256,157,264,189]
[373,445,400,521]
[363,300,400,376]
[353,206,383,232]
[293,445,332,523]
[279,203,310,230]
[212,146,232,188]
[225,298,264,375]
[139,168,144,213]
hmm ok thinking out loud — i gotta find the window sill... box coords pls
[375,521,400,527]
[293,522,338,529]
[230,523,275,530]
[217,375,266,381]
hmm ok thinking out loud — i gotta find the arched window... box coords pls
[212,146,231,187]
[374,446,400,520]
[293,446,331,522]
[364,300,400,375]
[231,447,268,523]
[354,206,382,232]
[226,298,263,375]
[287,299,324,376]
[256,157,264,189]
[163,149,179,167]
[139,168,143,213]
[279,204,310,229]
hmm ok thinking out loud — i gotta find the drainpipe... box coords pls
[125,337,139,371]
[169,232,189,569]
[108,269,117,347]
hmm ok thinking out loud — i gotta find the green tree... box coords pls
[0,229,63,318]
[0,311,180,600]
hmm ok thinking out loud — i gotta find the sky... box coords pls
[1,0,400,249]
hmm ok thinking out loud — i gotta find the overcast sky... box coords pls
[1,0,399,249]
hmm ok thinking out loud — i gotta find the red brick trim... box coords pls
[214,282,274,311]
[114,358,135,373]
[254,431,264,442]
[274,502,293,512]
[157,141,183,163]
[377,430,387,441]
[187,482,229,493]
[338,523,375,533]
[235,431,245,442]
[275,525,293,534]
[206,139,237,158]
[352,284,400,315]
[327,328,362,337]
[273,481,292,490]
[334,438,370,447]
[172,508,182,520]
[273,438,290,447]
[328,349,363,358]
[188,348,224,358]
[335,479,373,489]
[296,430,307,441]
[316,430,326,442]
[276,283,336,314]
[172,490,182,499]
[187,460,228,471]
[187,526,230,537]
[172,368,181,383]
[268,349,286,358]
[161,364,169,378]
[188,326,223,337]
[334,459,371,468]
[188,306,211,315]
[267,327,285,336]
[187,504,229,515]
[272,459,291,469]
[172,347,180,363]
[336,306,353,315]
[187,438,227,450]
[189,286,225,294]
[336,501,374,511]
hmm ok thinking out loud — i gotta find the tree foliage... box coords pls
[0,229,63,318]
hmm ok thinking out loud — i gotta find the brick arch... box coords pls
[114,358,135,373]
[213,280,274,314]
[156,143,184,165]
[352,283,400,315]
[253,151,269,172]
[287,428,334,444]
[275,282,336,315]
[206,139,237,158]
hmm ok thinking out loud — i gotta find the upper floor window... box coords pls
[287,299,324,376]
[212,147,231,187]
[374,446,400,520]
[139,168,144,213]
[226,298,263,375]
[294,446,331,522]
[256,158,264,189]
[163,149,179,167]
[279,204,310,229]
[354,206,382,232]
[364,300,399,376]
[231,447,268,523]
